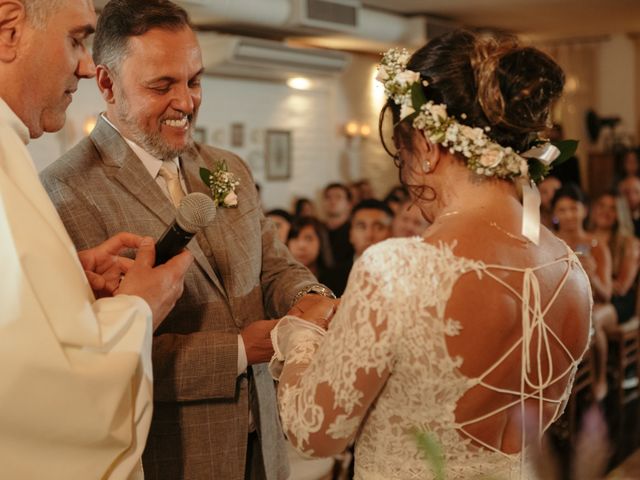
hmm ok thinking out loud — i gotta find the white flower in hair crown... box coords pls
[200,161,240,208]
[376,48,577,184]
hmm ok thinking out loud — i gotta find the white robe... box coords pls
[0,98,153,479]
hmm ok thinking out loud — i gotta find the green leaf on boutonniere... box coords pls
[200,167,213,187]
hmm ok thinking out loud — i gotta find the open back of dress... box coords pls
[272,237,592,480]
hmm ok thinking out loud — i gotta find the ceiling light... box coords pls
[287,77,313,90]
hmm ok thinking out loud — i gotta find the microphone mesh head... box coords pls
[176,192,217,233]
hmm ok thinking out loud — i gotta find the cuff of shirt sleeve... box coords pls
[237,334,248,376]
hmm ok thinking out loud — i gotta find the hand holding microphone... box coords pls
[114,193,216,329]
[155,192,217,265]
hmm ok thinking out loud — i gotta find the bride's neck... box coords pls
[431,172,520,221]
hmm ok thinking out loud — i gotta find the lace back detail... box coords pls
[455,250,582,465]
[271,238,589,480]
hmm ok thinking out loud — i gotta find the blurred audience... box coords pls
[323,182,354,264]
[286,216,334,283]
[618,176,640,237]
[588,192,640,325]
[539,176,562,229]
[614,147,640,188]
[383,185,409,214]
[353,179,376,200]
[392,199,430,237]
[552,183,615,400]
[324,199,393,296]
[294,197,317,218]
[266,208,293,244]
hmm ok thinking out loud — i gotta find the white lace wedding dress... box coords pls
[271,238,591,480]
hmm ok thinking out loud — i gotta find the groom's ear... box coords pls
[96,65,116,103]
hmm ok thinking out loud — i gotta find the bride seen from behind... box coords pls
[270,30,592,479]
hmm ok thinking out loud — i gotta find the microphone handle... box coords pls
[154,223,195,266]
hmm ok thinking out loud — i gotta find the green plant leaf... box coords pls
[550,139,578,167]
[411,82,427,112]
[200,167,212,187]
[415,431,445,480]
[528,159,550,184]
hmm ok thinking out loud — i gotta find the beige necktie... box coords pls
[158,160,186,207]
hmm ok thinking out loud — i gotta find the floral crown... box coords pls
[376,48,576,184]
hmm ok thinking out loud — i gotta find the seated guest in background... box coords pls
[270,30,591,479]
[392,198,430,237]
[553,183,615,400]
[354,178,376,200]
[294,196,317,218]
[588,192,640,324]
[383,185,409,214]
[0,0,193,477]
[538,175,561,229]
[325,199,393,296]
[618,175,640,237]
[322,182,354,264]
[613,147,640,188]
[286,216,335,285]
[40,1,336,478]
[350,200,394,260]
[266,208,293,244]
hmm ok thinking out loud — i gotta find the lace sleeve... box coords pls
[270,252,403,458]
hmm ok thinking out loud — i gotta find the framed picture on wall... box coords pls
[193,127,207,144]
[265,129,291,180]
[231,123,245,147]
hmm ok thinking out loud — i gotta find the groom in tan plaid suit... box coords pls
[41,1,335,479]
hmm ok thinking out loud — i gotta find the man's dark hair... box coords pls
[323,182,352,202]
[93,0,191,71]
[351,199,394,219]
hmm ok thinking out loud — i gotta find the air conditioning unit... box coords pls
[288,0,360,33]
[198,33,351,80]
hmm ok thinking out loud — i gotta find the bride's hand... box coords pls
[287,294,340,330]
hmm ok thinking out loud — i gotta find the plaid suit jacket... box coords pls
[41,117,316,480]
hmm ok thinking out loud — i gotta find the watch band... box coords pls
[290,284,336,308]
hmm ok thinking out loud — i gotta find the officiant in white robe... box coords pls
[0,1,191,477]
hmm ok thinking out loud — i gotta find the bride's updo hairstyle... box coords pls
[381,30,565,167]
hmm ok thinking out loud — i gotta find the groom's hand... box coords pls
[241,320,278,365]
[288,294,340,330]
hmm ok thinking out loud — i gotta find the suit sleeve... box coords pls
[41,173,240,402]
[231,157,322,319]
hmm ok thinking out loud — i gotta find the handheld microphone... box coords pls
[155,192,217,266]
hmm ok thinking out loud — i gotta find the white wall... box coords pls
[29,75,344,211]
[597,34,637,143]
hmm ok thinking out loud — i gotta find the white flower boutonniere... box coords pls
[200,161,240,208]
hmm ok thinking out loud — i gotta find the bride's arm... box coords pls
[270,253,401,458]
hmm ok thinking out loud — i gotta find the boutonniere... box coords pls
[200,161,240,208]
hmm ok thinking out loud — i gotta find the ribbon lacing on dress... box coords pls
[453,250,581,472]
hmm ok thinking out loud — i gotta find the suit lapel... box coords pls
[90,119,175,227]
[90,119,227,298]
[180,147,230,300]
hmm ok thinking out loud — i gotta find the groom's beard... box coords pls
[115,92,196,161]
